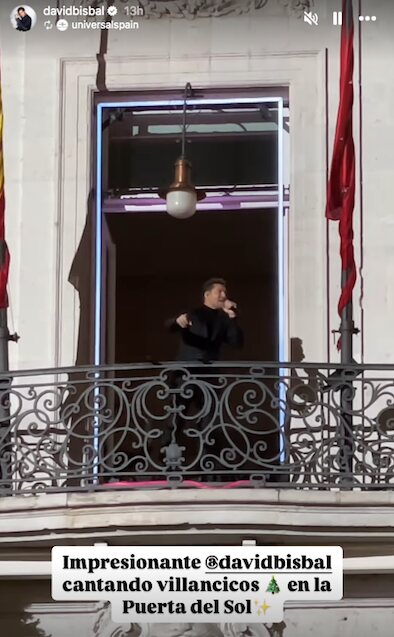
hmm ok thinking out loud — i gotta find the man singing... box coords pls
[163,278,243,479]
[166,278,243,361]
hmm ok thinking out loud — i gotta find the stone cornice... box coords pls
[0,489,394,546]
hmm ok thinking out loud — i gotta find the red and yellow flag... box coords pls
[0,80,10,308]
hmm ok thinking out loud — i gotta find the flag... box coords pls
[326,0,356,321]
[0,77,10,309]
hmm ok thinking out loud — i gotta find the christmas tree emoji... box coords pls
[266,576,280,594]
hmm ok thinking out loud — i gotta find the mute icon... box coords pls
[304,11,319,26]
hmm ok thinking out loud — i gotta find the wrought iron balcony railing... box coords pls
[0,361,392,494]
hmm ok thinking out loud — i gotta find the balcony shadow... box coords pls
[0,582,50,636]
[63,192,97,487]
[68,191,95,368]
[284,337,320,432]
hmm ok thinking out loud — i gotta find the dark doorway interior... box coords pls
[104,101,281,192]
[108,135,278,191]
[106,208,278,364]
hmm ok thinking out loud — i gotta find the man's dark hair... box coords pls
[202,278,226,296]
[17,7,25,12]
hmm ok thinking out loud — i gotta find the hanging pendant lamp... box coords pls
[160,83,205,219]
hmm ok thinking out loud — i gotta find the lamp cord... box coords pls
[181,82,192,158]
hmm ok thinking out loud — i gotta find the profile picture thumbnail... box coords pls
[10,5,37,32]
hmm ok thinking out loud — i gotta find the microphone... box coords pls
[228,304,239,316]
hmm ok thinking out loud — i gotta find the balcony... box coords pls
[0,361,392,495]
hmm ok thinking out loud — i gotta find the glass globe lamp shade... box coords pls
[166,189,197,219]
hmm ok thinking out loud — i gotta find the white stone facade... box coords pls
[0,0,393,634]
[0,489,394,635]
[0,0,393,370]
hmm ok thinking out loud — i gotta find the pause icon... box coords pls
[333,11,342,25]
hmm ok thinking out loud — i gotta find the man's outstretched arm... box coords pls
[165,313,191,333]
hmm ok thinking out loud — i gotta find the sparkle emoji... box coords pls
[255,599,271,616]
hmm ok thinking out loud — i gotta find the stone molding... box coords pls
[2,489,394,546]
[56,48,327,372]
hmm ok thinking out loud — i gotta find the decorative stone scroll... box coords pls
[92,602,287,637]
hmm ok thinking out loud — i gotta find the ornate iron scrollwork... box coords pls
[0,361,392,493]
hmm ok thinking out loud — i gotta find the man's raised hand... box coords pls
[223,299,237,319]
[176,313,191,329]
